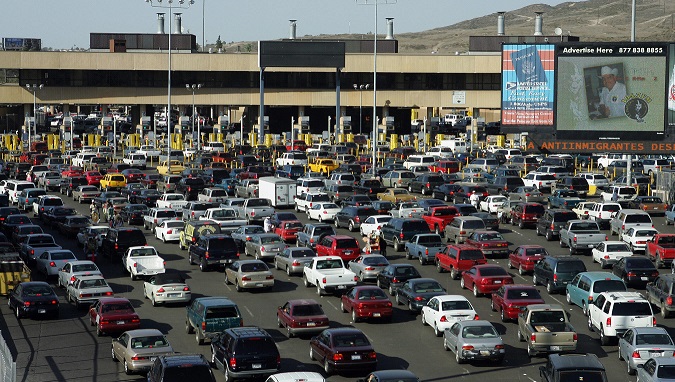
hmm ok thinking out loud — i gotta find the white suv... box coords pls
[587,291,655,345]
[578,172,610,190]
[522,172,557,192]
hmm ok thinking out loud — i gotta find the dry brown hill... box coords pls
[222,0,675,54]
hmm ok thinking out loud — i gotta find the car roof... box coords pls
[548,353,604,370]
[194,297,237,307]
[434,295,470,302]
[123,328,165,337]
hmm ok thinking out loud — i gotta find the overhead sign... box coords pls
[452,91,466,105]
[501,44,555,126]
[258,41,345,68]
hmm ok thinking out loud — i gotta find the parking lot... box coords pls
[0,164,671,382]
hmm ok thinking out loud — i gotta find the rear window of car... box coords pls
[459,249,484,260]
[185,178,205,185]
[625,214,652,223]
[524,205,545,214]
[400,172,415,179]
[553,212,577,222]
[314,226,335,236]
[556,261,586,273]
[335,239,358,248]
[401,221,429,231]
[156,210,177,218]
[117,230,146,245]
[236,337,278,355]
[205,306,239,319]
[592,280,627,293]
[463,220,486,229]
[111,176,125,181]
[611,302,651,316]
[43,198,64,207]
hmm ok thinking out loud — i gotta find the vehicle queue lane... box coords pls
[3,191,671,382]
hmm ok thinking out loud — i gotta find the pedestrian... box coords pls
[380,235,387,258]
[106,201,114,223]
[264,216,273,233]
[469,190,480,209]
[114,212,123,228]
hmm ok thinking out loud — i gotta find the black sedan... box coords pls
[120,183,145,201]
[394,278,446,313]
[2,214,31,237]
[121,168,146,183]
[130,189,162,206]
[432,184,463,202]
[309,328,377,375]
[42,206,78,228]
[470,212,499,231]
[375,264,421,296]
[0,206,22,228]
[371,201,395,215]
[119,204,149,225]
[341,195,373,208]
[56,215,91,237]
[8,281,59,319]
[612,256,659,288]
[93,191,122,208]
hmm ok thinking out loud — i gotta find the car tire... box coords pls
[545,231,553,241]
[455,348,464,364]
[662,301,671,318]
[286,266,292,276]
[348,221,355,232]
[473,285,480,297]
[517,329,524,342]
[518,266,526,276]
[124,360,132,375]
[196,329,204,345]
[316,284,322,296]
[460,278,466,289]
[388,285,395,296]
[419,255,425,265]
[546,281,555,294]
[352,309,359,323]
[111,346,118,362]
[335,219,340,228]
[532,274,539,286]
[433,323,442,337]
[235,281,242,292]
[199,259,208,272]
[566,291,573,305]
[323,358,332,375]
[600,326,611,346]
[393,237,401,252]
[303,275,311,287]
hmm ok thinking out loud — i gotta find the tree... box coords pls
[245,43,252,52]
[215,35,223,50]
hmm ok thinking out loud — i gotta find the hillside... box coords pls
[222,0,675,54]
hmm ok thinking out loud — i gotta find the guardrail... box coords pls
[0,331,15,382]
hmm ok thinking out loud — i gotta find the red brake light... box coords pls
[606,317,611,327]
[49,261,56,267]
[333,353,344,361]
[632,350,640,359]
[157,288,165,293]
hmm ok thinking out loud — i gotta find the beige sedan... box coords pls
[111,329,174,375]
[224,259,274,292]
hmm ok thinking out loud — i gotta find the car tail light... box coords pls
[494,344,505,350]
[242,276,251,281]
[49,261,56,267]
[183,286,190,291]
[70,276,76,282]
[354,216,360,223]
[23,301,30,307]
[105,292,113,296]
[473,314,480,320]
[667,296,673,306]
[605,236,608,241]
[229,357,237,369]
[632,350,640,359]
[530,334,537,343]
[400,232,404,239]
[131,356,148,361]
[573,237,577,243]
[367,352,377,359]
[414,296,424,301]
[266,275,274,280]
[553,274,558,282]
[333,353,344,361]
[157,287,165,293]
[462,345,475,350]
[114,244,118,250]
[322,277,327,284]
[627,272,636,277]
[459,231,465,235]
[550,224,555,230]
[573,333,578,341]
[606,317,612,327]
[622,224,625,231]
[653,317,657,326]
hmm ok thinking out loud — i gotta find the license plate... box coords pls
[117,321,125,325]
[256,283,263,287]
[373,313,381,317]
[337,285,346,289]
[38,309,46,314]
[345,250,353,255]
[252,363,262,369]
[641,277,649,281]
[167,293,180,297]
[150,357,157,362]
[480,351,490,356]
[351,355,361,360]
[306,322,316,327]
[220,260,230,264]
[651,352,662,357]
[494,280,502,284]
[587,244,594,248]
[269,248,279,252]
[550,346,561,351]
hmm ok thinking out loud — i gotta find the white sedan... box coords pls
[142,273,191,306]
[154,220,184,243]
[307,202,341,222]
[421,295,478,337]
[359,215,393,237]
[479,195,508,213]
[621,227,659,252]
[592,241,633,269]
[36,250,77,277]
[76,225,110,249]
[57,260,101,289]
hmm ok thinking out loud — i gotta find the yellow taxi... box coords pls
[99,174,127,190]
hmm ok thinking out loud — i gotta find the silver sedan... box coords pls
[36,250,77,277]
[225,260,274,292]
[111,329,175,374]
[348,254,390,282]
[443,320,505,364]
[274,247,317,276]
[245,233,287,260]
[636,357,675,382]
[618,327,675,375]
[509,186,545,203]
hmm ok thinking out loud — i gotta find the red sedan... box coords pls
[460,264,513,297]
[508,245,549,275]
[274,220,303,243]
[61,166,84,178]
[465,230,510,258]
[84,171,103,186]
[490,285,545,322]
[121,169,146,183]
[340,286,393,322]
[276,299,330,338]
[88,297,140,337]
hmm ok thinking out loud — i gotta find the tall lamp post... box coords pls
[357,0,396,176]
[25,84,44,149]
[186,83,202,150]
[144,0,195,172]
[353,84,369,135]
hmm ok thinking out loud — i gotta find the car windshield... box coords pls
[612,302,652,316]
[102,302,134,313]
[506,288,542,300]
[462,325,498,338]
[292,304,324,316]
[130,335,169,349]
[525,247,548,256]
[413,281,443,293]
[592,280,627,293]
[558,371,605,382]
[479,267,508,277]
[441,300,473,311]
[333,333,370,347]
[636,334,673,346]
[260,236,282,244]
[240,262,269,272]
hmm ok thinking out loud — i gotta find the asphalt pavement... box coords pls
[1,184,669,382]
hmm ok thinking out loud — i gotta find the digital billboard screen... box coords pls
[501,44,555,127]
[555,42,668,141]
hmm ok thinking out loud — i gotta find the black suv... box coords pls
[408,174,445,196]
[553,176,590,197]
[334,206,377,232]
[147,354,215,382]
[325,184,355,204]
[535,209,578,241]
[188,234,239,271]
[210,327,280,381]
[539,353,606,382]
[380,218,431,252]
[176,177,207,201]
[100,227,147,261]
[60,176,88,197]
[486,176,525,196]
[533,255,587,294]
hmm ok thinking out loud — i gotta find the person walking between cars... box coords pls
[264,216,273,233]
[469,190,480,209]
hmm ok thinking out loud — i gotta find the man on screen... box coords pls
[598,65,627,118]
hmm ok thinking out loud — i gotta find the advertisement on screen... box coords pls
[501,44,555,127]
[555,42,668,141]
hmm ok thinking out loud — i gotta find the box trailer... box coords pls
[258,177,297,208]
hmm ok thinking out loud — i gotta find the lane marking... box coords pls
[324,300,338,311]
[244,306,254,317]
[549,295,564,305]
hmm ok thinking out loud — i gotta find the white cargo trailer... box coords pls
[258,177,297,208]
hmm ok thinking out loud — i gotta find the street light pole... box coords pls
[25,84,44,150]
[144,0,195,172]
[186,83,202,150]
[353,84,369,135]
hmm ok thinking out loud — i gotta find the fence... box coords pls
[654,170,675,204]
[0,331,15,382]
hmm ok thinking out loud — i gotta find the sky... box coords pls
[5,0,573,50]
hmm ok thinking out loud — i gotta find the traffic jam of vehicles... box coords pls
[2,140,675,382]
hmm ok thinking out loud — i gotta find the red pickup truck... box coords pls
[646,234,675,268]
[422,206,459,235]
[316,235,361,262]
[435,244,487,280]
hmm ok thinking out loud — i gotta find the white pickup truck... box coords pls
[121,246,165,281]
[200,208,246,232]
[156,193,189,211]
[302,256,358,296]
[136,145,162,159]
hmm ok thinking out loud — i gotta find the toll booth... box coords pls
[383,116,395,134]
[340,116,352,135]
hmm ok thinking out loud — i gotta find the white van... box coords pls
[203,142,225,152]
[402,155,435,170]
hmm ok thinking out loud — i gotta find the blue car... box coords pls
[17,188,47,212]
[566,271,626,315]
[214,178,238,195]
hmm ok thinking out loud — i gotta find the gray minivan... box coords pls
[444,216,486,244]
[610,209,653,237]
